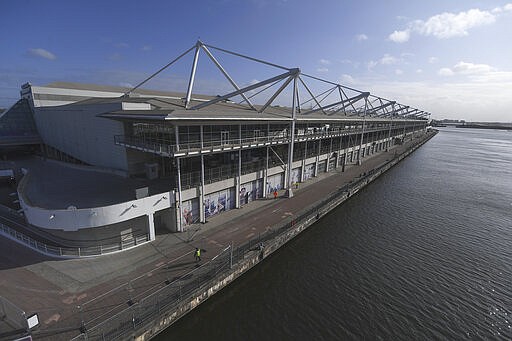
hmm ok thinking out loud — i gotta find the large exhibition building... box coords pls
[0,41,430,249]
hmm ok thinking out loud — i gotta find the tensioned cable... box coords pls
[204,43,291,71]
[123,44,196,96]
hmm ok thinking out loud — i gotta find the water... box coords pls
[157,128,512,340]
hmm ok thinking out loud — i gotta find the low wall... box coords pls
[18,174,175,231]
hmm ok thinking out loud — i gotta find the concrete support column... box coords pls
[326,137,332,173]
[198,184,205,223]
[235,176,241,208]
[175,124,183,232]
[263,146,269,198]
[314,140,320,176]
[262,168,268,198]
[236,150,241,208]
[300,159,306,182]
[147,213,156,241]
[283,165,289,191]
[342,152,347,172]
[174,190,182,232]
[301,139,307,182]
[199,126,205,223]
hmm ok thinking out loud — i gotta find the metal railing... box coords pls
[0,222,150,258]
[114,126,397,157]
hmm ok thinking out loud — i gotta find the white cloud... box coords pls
[356,34,368,41]
[380,54,399,65]
[388,30,410,43]
[438,68,454,76]
[412,9,495,39]
[28,48,56,60]
[395,69,404,75]
[317,67,329,73]
[366,54,401,71]
[364,78,512,121]
[319,58,331,65]
[416,69,423,74]
[428,57,439,64]
[389,4,512,43]
[141,45,152,51]
[437,61,502,80]
[115,42,129,48]
[452,61,496,74]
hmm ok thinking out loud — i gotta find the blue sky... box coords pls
[1,0,512,121]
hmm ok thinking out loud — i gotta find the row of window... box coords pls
[131,121,418,146]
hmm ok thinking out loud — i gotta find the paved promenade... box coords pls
[0,132,434,340]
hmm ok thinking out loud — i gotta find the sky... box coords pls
[1,0,512,122]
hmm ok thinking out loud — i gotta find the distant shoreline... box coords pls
[455,124,512,130]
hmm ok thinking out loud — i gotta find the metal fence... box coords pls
[0,222,150,258]
[69,134,432,340]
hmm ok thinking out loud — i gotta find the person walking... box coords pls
[195,247,201,262]
[273,190,278,199]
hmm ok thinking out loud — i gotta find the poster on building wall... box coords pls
[240,182,252,206]
[304,163,315,180]
[291,167,301,184]
[182,199,199,226]
[240,179,263,205]
[329,157,336,170]
[338,153,345,167]
[318,160,327,173]
[266,173,283,194]
[204,188,234,218]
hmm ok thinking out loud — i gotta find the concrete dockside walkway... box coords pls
[0,131,436,340]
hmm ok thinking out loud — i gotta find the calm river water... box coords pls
[157,128,512,340]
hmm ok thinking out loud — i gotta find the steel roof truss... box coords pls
[191,69,296,110]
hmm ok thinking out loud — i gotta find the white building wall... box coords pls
[33,102,129,171]
[19,188,175,231]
